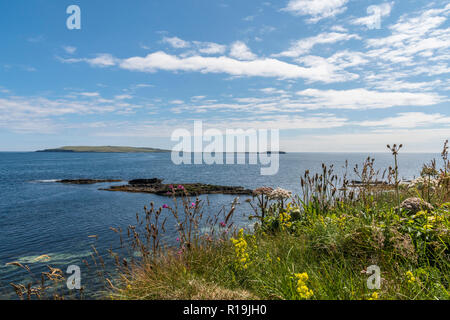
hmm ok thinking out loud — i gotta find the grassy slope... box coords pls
[112,180,450,300]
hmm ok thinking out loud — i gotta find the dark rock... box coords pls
[101,178,253,196]
[58,179,122,184]
[128,178,163,185]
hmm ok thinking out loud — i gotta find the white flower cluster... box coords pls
[408,176,439,191]
[268,187,292,200]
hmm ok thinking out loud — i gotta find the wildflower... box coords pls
[294,272,313,299]
[277,257,281,263]
[177,185,184,190]
[408,177,439,191]
[319,215,325,226]
[294,272,308,282]
[406,271,416,284]
[368,291,379,300]
[220,221,226,228]
[162,204,169,209]
[191,202,196,208]
[230,229,250,270]
[176,237,180,242]
[268,187,292,200]
[279,211,292,229]
[252,187,273,196]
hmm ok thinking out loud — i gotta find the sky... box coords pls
[0,0,449,152]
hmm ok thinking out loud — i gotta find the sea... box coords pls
[0,151,439,299]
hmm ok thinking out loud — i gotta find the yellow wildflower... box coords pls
[294,272,313,299]
[368,291,379,300]
[230,229,250,270]
[406,271,416,284]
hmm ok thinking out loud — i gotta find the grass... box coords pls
[109,141,450,301]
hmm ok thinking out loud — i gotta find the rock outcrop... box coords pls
[400,197,434,214]
[101,178,252,196]
[57,179,122,184]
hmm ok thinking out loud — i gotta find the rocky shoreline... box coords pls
[55,178,253,196]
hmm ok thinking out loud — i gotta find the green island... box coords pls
[36,146,170,153]
[36,146,286,154]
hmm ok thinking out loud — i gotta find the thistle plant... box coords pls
[387,144,403,209]
[441,140,448,176]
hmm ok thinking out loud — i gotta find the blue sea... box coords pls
[0,151,438,299]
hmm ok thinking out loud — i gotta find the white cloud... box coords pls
[160,37,227,55]
[194,42,227,55]
[59,54,117,67]
[191,95,206,100]
[274,32,360,57]
[229,41,257,60]
[358,112,450,128]
[296,88,443,109]
[365,4,450,65]
[119,51,357,83]
[63,46,77,54]
[85,54,117,67]
[282,0,348,23]
[0,90,146,133]
[282,128,450,153]
[135,84,154,88]
[294,50,368,81]
[92,115,348,139]
[115,94,133,100]
[170,99,184,105]
[368,79,443,91]
[79,92,100,97]
[330,25,347,32]
[162,36,190,48]
[259,88,287,94]
[352,2,394,29]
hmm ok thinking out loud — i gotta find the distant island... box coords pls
[36,146,286,154]
[36,146,170,153]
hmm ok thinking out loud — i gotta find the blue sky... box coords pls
[0,0,449,152]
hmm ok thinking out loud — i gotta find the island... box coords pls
[36,146,285,154]
[100,178,253,196]
[50,178,252,196]
[57,179,122,184]
[36,146,170,153]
